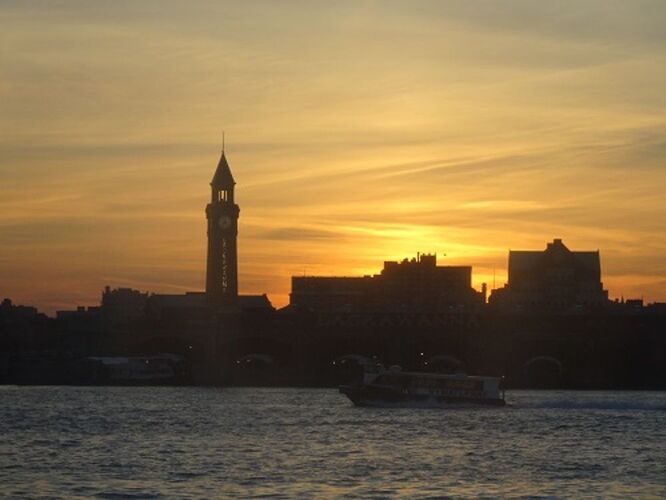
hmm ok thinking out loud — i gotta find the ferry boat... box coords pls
[81,354,183,385]
[339,363,505,407]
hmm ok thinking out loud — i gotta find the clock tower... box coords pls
[205,149,240,306]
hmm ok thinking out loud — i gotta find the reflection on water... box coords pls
[2,387,666,497]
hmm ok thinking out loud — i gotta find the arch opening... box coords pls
[523,356,563,388]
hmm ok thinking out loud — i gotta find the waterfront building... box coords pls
[134,149,273,326]
[206,150,240,308]
[145,292,272,322]
[101,287,149,326]
[290,253,484,313]
[1,298,39,319]
[489,238,609,312]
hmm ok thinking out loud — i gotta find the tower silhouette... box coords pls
[205,149,240,306]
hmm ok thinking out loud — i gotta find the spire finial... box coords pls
[222,131,225,153]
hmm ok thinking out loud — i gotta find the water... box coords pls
[2,387,666,498]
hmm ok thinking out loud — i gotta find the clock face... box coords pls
[218,215,232,229]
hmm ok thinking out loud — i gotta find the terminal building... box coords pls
[489,238,609,312]
[89,150,274,363]
[289,253,485,313]
[133,149,273,324]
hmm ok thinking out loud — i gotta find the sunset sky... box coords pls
[1,1,666,314]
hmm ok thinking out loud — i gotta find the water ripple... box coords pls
[2,387,666,497]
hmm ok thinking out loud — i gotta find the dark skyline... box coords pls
[2,127,665,391]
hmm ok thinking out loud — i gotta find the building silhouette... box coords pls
[490,238,609,311]
[290,253,484,313]
[142,149,272,322]
[206,150,240,307]
[3,150,666,389]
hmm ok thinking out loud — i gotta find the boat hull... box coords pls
[340,384,505,408]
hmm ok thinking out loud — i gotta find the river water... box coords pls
[2,387,666,498]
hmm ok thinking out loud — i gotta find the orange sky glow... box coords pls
[1,1,666,314]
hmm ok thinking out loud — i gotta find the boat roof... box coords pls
[385,370,501,381]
